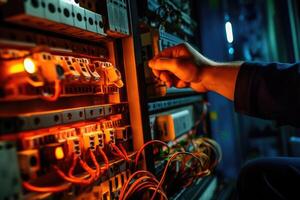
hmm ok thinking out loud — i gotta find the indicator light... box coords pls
[24,57,37,74]
[55,146,65,160]
[225,21,234,43]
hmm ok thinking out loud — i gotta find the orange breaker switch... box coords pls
[94,61,124,88]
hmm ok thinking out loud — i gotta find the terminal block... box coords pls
[18,149,40,179]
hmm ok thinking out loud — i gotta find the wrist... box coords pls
[199,62,242,100]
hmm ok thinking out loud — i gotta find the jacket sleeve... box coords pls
[234,62,300,127]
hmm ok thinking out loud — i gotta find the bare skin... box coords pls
[148,43,243,101]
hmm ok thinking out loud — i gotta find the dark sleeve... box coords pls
[234,62,300,127]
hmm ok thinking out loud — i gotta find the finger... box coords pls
[170,75,188,88]
[159,71,172,83]
[148,57,179,73]
[157,43,190,58]
[175,80,189,88]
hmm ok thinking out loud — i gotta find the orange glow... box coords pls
[24,58,37,74]
[9,63,25,74]
[55,146,64,160]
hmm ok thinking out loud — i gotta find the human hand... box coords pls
[148,42,242,100]
[148,43,217,92]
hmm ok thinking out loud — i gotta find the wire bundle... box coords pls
[119,138,221,200]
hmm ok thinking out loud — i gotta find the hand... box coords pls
[148,43,217,92]
[148,42,242,100]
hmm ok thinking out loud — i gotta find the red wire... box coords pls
[22,181,70,193]
[68,154,79,178]
[135,140,170,168]
[120,170,157,200]
[110,143,130,161]
[78,158,96,179]
[53,151,99,185]
[41,80,61,102]
[98,148,109,171]
[89,149,101,178]
[53,165,93,185]
[150,152,203,200]
[119,143,130,161]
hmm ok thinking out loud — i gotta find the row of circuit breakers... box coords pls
[0,48,132,199]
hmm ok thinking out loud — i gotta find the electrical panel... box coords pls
[0,0,221,200]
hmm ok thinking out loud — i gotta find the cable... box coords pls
[119,170,162,200]
[150,152,203,200]
[110,142,130,161]
[68,154,79,178]
[89,149,101,178]
[119,143,130,161]
[123,176,158,200]
[40,79,61,102]
[98,147,109,171]
[53,152,98,185]
[78,158,96,180]
[22,181,71,193]
[135,140,170,168]
[53,165,93,185]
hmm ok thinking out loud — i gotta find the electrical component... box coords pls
[23,57,37,74]
[66,136,81,156]
[18,149,40,179]
[155,107,193,141]
[84,59,101,82]
[104,128,116,144]
[56,56,81,81]
[99,0,130,37]
[98,62,124,88]
[100,180,111,200]
[72,57,92,82]
[115,126,130,141]
[156,110,192,141]
[82,132,98,151]
[3,0,106,40]
[42,143,66,163]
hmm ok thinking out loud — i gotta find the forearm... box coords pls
[202,62,242,100]
[234,62,300,126]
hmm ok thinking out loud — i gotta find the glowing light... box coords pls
[9,63,25,74]
[55,146,64,160]
[228,47,235,55]
[24,58,37,74]
[225,21,234,43]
